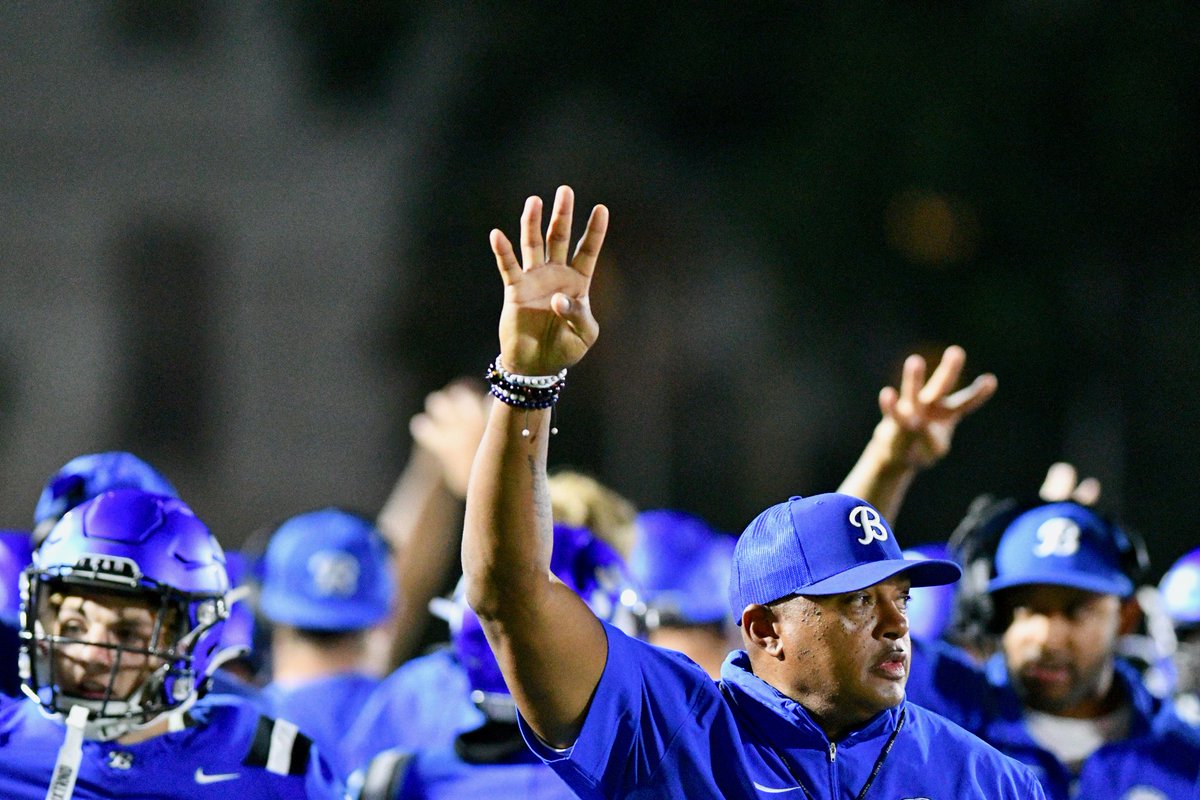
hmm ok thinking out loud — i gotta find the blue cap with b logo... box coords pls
[728,494,961,624]
[988,502,1134,598]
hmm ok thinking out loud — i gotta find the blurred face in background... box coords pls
[998,584,1133,717]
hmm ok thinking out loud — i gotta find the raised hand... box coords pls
[873,345,998,470]
[1039,462,1102,506]
[409,380,490,498]
[490,185,609,376]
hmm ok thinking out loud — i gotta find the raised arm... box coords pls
[462,186,610,747]
[375,380,490,671]
[838,345,997,521]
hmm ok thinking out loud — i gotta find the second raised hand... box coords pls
[490,186,609,377]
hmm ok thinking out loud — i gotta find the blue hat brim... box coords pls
[259,591,389,631]
[798,557,961,596]
[988,571,1133,598]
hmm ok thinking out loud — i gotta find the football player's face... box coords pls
[45,593,167,701]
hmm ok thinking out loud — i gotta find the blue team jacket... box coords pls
[263,672,380,780]
[907,644,1200,799]
[0,692,345,799]
[520,621,1044,799]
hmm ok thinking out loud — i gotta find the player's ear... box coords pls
[742,604,784,659]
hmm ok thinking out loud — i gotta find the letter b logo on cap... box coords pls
[1032,518,1081,557]
[849,506,889,546]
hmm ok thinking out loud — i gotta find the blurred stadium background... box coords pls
[2,2,1198,578]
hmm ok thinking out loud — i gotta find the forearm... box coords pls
[462,401,554,617]
[837,421,918,522]
[377,448,463,669]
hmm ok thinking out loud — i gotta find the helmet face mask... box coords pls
[19,489,229,741]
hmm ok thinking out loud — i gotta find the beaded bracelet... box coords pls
[488,356,567,389]
[486,355,567,436]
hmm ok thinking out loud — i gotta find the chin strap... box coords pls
[45,704,89,800]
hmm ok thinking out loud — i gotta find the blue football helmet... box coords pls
[33,451,178,545]
[20,489,229,740]
[1161,547,1200,630]
[0,530,33,627]
[444,523,640,722]
[631,509,735,628]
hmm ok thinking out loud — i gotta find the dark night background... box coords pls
[2,2,1198,580]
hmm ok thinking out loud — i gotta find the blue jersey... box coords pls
[341,649,482,773]
[0,692,345,799]
[518,622,1043,799]
[907,644,1200,799]
[263,673,380,780]
[357,724,576,800]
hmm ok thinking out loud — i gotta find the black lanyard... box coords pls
[774,707,907,800]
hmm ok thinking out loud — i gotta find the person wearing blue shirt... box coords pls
[259,508,396,781]
[460,185,1045,799]
[354,524,638,800]
[1,488,344,799]
[840,356,1200,799]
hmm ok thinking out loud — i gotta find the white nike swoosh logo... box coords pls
[194,768,241,784]
[753,782,804,794]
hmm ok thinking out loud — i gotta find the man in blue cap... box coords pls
[460,186,1043,798]
[839,351,1200,798]
[259,508,396,780]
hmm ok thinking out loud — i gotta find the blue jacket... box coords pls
[906,645,1200,799]
[0,692,345,799]
[520,621,1044,799]
[263,672,380,781]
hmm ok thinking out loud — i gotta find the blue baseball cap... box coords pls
[34,451,177,529]
[258,508,395,631]
[988,502,1133,598]
[729,494,960,623]
[632,510,735,626]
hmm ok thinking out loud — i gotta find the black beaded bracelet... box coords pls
[485,355,567,435]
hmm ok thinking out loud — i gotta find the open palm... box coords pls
[491,186,608,376]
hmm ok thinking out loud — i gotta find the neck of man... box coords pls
[751,654,878,741]
[270,627,370,685]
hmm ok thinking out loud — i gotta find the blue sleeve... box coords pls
[518,621,735,799]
